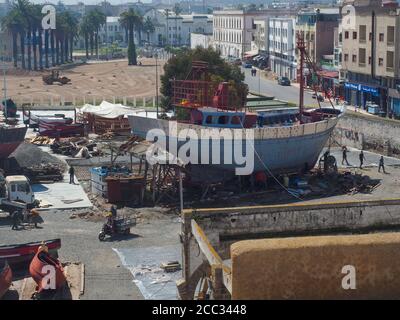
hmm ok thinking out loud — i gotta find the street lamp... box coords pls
[155,52,159,119]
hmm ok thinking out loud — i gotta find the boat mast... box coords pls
[297,33,305,122]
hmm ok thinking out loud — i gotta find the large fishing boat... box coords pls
[128,36,345,179]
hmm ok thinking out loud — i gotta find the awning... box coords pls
[244,50,259,58]
[317,70,339,79]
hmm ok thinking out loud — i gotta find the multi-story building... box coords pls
[340,0,400,115]
[144,9,213,47]
[268,17,297,80]
[295,8,340,68]
[190,33,214,49]
[213,8,299,59]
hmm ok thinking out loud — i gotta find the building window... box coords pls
[387,51,394,70]
[359,25,366,43]
[368,56,371,65]
[352,54,357,63]
[352,31,357,40]
[344,31,349,39]
[379,33,384,42]
[359,48,366,66]
[369,32,372,41]
[387,26,395,45]
[344,53,349,61]
[379,58,384,66]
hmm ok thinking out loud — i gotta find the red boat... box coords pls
[0,239,61,267]
[39,121,84,138]
[29,243,66,292]
[0,261,12,299]
[0,125,27,159]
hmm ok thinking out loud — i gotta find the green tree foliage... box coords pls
[161,47,248,110]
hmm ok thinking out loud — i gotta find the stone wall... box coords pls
[334,112,400,155]
[231,233,400,299]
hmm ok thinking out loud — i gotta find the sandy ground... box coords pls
[4,58,164,104]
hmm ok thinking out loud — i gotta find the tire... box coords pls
[98,232,106,241]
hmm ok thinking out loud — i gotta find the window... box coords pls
[359,25,366,42]
[205,116,212,124]
[369,32,372,41]
[379,58,384,66]
[344,53,349,61]
[387,51,394,69]
[352,54,357,63]
[345,31,349,39]
[379,33,384,42]
[218,116,229,125]
[359,48,366,65]
[387,26,395,45]
[352,31,357,40]
[231,116,242,125]
[368,56,372,65]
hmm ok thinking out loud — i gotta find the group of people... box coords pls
[342,146,386,173]
[251,68,257,77]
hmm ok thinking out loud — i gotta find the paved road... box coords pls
[242,67,330,108]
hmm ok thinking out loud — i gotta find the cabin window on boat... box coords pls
[218,116,229,125]
[231,116,242,125]
[205,115,213,124]
[11,184,16,192]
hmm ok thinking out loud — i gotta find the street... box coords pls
[242,67,330,108]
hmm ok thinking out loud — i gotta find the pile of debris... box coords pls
[50,137,102,158]
[22,163,64,183]
[336,172,381,195]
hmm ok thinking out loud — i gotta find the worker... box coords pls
[359,150,366,169]
[69,166,75,184]
[111,205,117,219]
[342,146,350,166]
[254,171,267,190]
[378,156,386,173]
[11,210,20,230]
[30,208,40,228]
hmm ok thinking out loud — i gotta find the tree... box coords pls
[172,3,182,46]
[120,8,142,65]
[143,16,155,44]
[160,47,248,110]
[1,7,25,68]
[79,16,92,59]
[88,9,106,59]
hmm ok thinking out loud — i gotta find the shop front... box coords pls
[388,88,400,119]
[344,82,385,110]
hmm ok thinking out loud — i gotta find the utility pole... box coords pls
[155,53,159,118]
[297,32,305,123]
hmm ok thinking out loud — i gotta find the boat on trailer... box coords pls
[0,261,12,299]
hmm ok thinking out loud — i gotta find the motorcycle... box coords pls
[98,215,136,241]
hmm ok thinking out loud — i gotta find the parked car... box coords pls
[277,76,291,86]
[243,62,252,68]
[366,102,386,117]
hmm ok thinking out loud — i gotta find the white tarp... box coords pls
[77,101,145,119]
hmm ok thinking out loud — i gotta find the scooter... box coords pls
[98,216,136,241]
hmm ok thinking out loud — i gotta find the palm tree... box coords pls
[143,17,155,44]
[172,3,182,46]
[79,17,91,60]
[120,8,142,65]
[30,5,43,71]
[1,8,25,68]
[88,9,106,59]
[13,0,32,70]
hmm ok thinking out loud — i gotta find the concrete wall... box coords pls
[334,112,400,155]
[231,232,400,299]
[193,199,400,259]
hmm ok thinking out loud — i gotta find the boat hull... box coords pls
[128,113,341,176]
[0,239,61,268]
[0,263,12,299]
[0,126,27,159]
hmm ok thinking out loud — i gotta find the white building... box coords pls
[144,9,213,47]
[190,33,214,49]
[213,10,261,58]
[268,17,297,80]
[253,18,269,54]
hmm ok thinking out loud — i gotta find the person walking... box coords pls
[11,211,20,230]
[378,156,386,173]
[359,150,366,169]
[342,146,350,166]
[69,166,75,184]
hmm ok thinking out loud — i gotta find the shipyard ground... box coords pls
[1,145,400,299]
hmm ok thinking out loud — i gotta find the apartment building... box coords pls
[295,8,340,66]
[340,0,400,114]
[269,17,297,80]
[213,8,299,59]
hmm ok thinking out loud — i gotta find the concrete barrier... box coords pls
[231,232,400,299]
